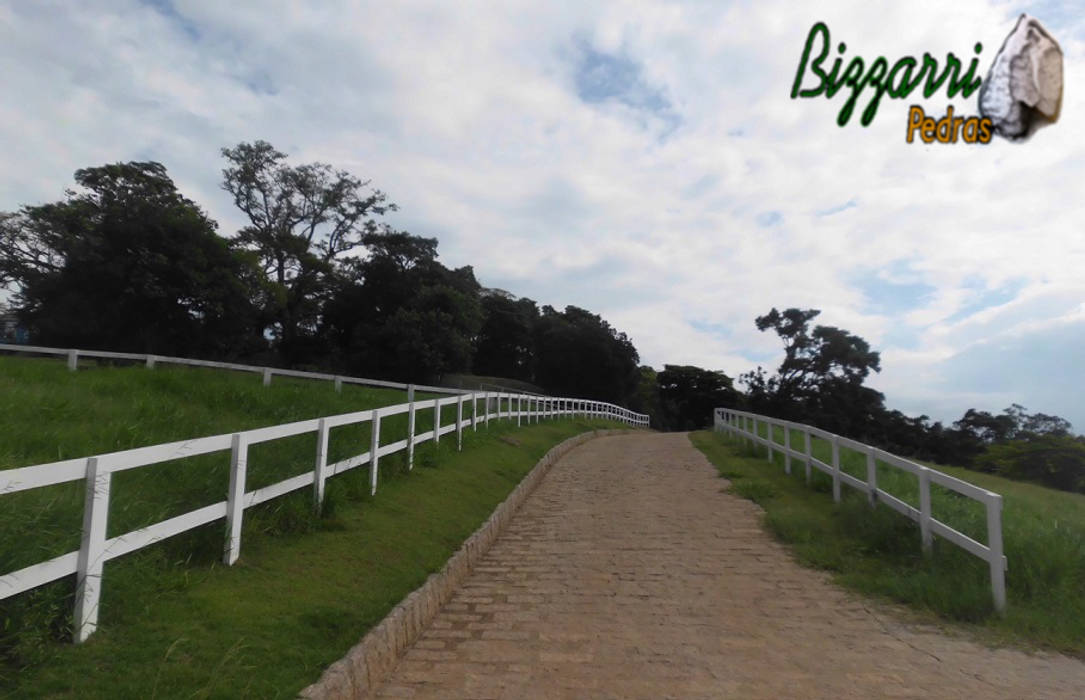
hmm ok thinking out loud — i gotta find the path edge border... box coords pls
[298,428,631,699]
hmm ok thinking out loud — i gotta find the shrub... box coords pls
[976,436,1085,493]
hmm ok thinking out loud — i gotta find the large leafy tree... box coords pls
[323,231,482,382]
[533,305,640,404]
[629,365,664,427]
[220,140,396,362]
[656,364,738,431]
[0,162,263,357]
[473,290,539,382]
[741,307,882,427]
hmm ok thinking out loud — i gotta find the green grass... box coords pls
[0,355,449,584]
[0,355,630,696]
[691,428,1085,658]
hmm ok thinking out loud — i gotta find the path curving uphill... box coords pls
[372,432,1085,699]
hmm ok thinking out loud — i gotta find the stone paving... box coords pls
[373,432,1085,699]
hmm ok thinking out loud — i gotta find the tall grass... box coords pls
[692,428,1085,657]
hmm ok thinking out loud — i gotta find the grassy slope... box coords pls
[0,355,630,696]
[7,420,617,699]
[0,354,418,469]
[0,355,436,580]
[690,429,1085,658]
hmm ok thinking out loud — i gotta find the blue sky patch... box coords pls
[681,174,718,199]
[816,199,857,217]
[689,319,731,338]
[573,40,680,133]
[756,210,782,228]
[740,349,778,366]
[851,263,935,315]
[944,278,1026,324]
[880,323,921,350]
[141,0,201,41]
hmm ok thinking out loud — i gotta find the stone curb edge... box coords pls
[298,428,632,699]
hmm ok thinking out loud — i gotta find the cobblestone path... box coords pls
[374,432,1085,699]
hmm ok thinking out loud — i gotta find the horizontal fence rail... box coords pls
[0,387,648,643]
[713,408,1007,613]
[0,342,471,395]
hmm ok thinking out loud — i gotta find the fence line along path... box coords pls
[715,408,1007,611]
[0,348,649,644]
[1,341,465,394]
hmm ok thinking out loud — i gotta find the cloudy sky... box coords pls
[1,0,1082,430]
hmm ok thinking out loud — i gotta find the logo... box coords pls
[790,14,1063,143]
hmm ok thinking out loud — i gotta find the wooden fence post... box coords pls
[866,447,877,506]
[803,428,812,485]
[74,457,108,643]
[370,411,381,496]
[262,367,272,387]
[67,349,79,371]
[456,395,464,451]
[783,424,791,475]
[831,435,842,503]
[407,385,416,469]
[224,433,249,565]
[986,492,1006,613]
[918,467,932,554]
[433,398,441,445]
[314,419,330,513]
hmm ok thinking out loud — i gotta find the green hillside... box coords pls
[692,429,1085,659]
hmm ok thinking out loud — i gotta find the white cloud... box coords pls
[1,0,1082,429]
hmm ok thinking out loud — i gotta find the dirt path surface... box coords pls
[373,432,1085,699]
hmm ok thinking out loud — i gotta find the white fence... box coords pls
[714,408,1007,612]
[0,342,471,395]
[1,388,648,644]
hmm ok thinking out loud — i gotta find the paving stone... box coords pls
[374,433,1085,699]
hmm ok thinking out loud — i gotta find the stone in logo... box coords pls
[978,14,1063,140]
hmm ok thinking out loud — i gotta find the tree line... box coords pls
[2,144,1078,492]
[0,143,640,405]
[714,307,1084,494]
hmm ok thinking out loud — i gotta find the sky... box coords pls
[1,0,1083,431]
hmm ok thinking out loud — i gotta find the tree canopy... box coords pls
[0,162,262,357]
[741,307,881,426]
[4,148,1076,492]
[734,306,1080,492]
[220,140,397,362]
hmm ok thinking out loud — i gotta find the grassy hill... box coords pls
[0,355,626,697]
[692,429,1085,659]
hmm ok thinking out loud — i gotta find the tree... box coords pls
[473,291,539,381]
[323,231,482,382]
[656,364,738,431]
[220,140,396,362]
[953,408,1018,445]
[628,365,664,428]
[976,435,1085,493]
[533,306,640,404]
[0,162,263,357]
[741,307,882,426]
